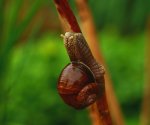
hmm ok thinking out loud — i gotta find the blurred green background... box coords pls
[0,0,149,125]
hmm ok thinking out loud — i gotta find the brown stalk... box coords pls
[53,0,112,125]
[140,17,150,125]
[53,0,81,33]
[75,1,125,125]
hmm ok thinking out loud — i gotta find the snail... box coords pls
[57,62,101,109]
[57,32,105,109]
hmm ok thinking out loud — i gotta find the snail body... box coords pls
[57,32,105,109]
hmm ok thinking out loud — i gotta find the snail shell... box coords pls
[57,62,101,109]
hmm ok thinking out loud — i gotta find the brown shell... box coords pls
[57,62,95,94]
[57,62,95,109]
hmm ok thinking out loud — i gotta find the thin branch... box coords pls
[54,0,81,32]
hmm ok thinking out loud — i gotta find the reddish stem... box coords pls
[54,0,81,32]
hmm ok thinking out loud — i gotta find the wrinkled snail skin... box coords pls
[57,62,101,109]
[58,32,105,109]
[63,32,105,85]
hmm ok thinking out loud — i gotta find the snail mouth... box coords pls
[65,32,74,37]
[65,32,81,37]
[61,32,75,41]
[65,32,75,43]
